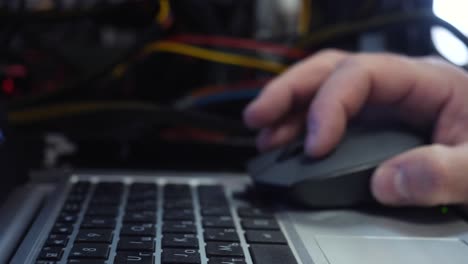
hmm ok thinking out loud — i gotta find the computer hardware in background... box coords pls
[2,0,466,174]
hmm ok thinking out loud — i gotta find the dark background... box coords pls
[1,0,449,174]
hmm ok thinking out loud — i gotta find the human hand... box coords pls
[244,50,468,206]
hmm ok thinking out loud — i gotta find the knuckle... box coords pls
[336,55,366,70]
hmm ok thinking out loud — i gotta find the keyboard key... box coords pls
[205,242,244,257]
[249,244,297,264]
[204,228,239,242]
[237,208,273,219]
[86,206,119,217]
[118,237,155,252]
[62,203,82,213]
[130,183,157,190]
[66,194,87,203]
[115,252,154,264]
[69,244,110,259]
[200,200,229,208]
[241,219,279,230]
[51,223,73,235]
[245,231,287,244]
[198,186,225,200]
[208,258,245,264]
[68,260,107,264]
[126,201,157,211]
[203,216,234,228]
[162,248,200,264]
[94,182,124,192]
[38,247,63,261]
[36,261,60,264]
[57,214,78,223]
[88,196,121,206]
[128,190,158,201]
[164,209,194,221]
[81,217,116,229]
[201,207,231,217]
[121,223,156,236]
[164,199,193,209]
[163,221,196,234]
[76,230,113,243]
[162,234,198,248]
[124,211,156,223]
[45,234,69,247]
[164,184,191,197]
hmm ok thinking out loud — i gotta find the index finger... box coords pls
[306,54,456,157]
[244,49,349,129]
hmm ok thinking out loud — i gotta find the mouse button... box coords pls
[277,140,304,162]
[252,157,302,187]
[247,148,284,176]
[291,166,375,207]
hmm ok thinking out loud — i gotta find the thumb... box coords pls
[371,144,468,206]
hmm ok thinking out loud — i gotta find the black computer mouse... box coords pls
[248,122,427,208]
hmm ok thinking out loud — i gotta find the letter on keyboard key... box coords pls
[245,230,287,244]
[163,221,196,234]
[205,242,244,257]
[81,217,116,229]
[241,219,279,230]
[203,217,234,228]
[68,259,107,264]
[45,234,68,247]
[38,246,63,261]
[162,234,198,248]
[204,228,239,242]
[121,224,156,236]
[208,257,246,264]
[162,248,200,264]
[124,211,156,223]
[117,237,155,252]
[249,244,297,264]
[69,244,110,259]
[76,229,113,243]
[164,209,194,221]
[114,252,154,264]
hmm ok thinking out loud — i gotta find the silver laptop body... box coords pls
[3,170,468,264]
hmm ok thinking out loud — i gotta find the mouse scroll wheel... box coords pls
[277,140,304,162]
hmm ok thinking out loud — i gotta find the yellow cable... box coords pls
[156,0,170,25]
[112,63,128,78]
[8,102,159,124]
[143,41,287,74]
[298,0,311,35]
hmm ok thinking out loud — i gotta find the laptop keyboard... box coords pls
[35,181,298,264]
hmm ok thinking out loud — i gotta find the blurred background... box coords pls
[0,0,467,173]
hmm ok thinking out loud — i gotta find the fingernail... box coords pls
[393,168,411,200]
[372,166,409,203]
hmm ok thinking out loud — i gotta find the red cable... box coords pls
[168,34,307,59]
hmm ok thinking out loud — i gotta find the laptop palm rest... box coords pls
[315,236,468,264]
[286,210,468,264]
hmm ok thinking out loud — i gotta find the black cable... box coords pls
[298,10,468,50]
[9,101,251,135]
[6,25,161,111]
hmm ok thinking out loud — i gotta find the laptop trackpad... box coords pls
[315,236,468,264]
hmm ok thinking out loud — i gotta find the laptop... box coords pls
[2,118,468,264]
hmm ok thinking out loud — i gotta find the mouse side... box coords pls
[248,123,427,208]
